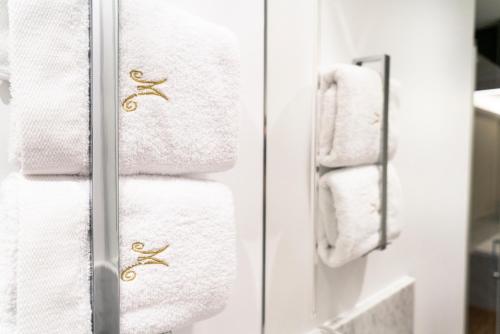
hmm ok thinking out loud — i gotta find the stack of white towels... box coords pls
[316,64,402,268]
[0,1,240,333]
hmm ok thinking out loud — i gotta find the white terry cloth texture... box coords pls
[0,0,8,81]
[7,0,90,174]
[0,174,17,333]
[8,0,240,175]
[0,174,237,334]
[318,64,399,168]
[317,164,402,268]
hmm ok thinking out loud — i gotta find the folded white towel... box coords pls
[8,0,90,174]
[0,174,236,334]
[318,64,399,168]
[14,175,92,334]
[0,0,8,81]
[8,0,240,175]
[0,175,17,333]
[317,165,402,268]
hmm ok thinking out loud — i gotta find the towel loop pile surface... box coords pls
[316,62,402,268]
[8,0,241,176]
[0,1,240,333]
[0,175,237,334]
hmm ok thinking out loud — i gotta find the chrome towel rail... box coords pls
[90,0,121,333]
[353,54,391,250]
[310,53,391,318]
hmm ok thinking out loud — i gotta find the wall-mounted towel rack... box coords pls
[353,54,391,251]
[310,53,391,318]
[90,0,120,333]
[312,54,391,258]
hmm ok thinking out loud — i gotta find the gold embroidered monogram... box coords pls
[122,70,169,112]
[121,242,170,282]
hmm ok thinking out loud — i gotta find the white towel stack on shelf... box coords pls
[0,0,240,333]
[317,64,402,268]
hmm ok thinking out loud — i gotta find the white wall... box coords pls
[0,2,265,333]
[265,1,475,334]
[264,0,318,333]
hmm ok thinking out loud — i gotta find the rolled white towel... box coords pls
[318,64,399,168]
[0,174,236,334]
[8,0,240,175]
[317,165,402,268]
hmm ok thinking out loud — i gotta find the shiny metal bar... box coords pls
[90,0,120,333]
[353,55,391,250]
[310,74,323,318]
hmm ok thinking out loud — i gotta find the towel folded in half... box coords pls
[317,165,402,268]
[0,174,236,334]
[318,64,399,168]
[8,0,240,175]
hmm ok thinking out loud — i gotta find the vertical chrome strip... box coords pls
[90,0,120,333]
[353,55,391,250]
[262,0,268,333]
[380,55,390,251]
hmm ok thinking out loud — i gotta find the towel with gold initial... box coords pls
[0,174,236,334]
[7,0,240,175]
